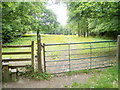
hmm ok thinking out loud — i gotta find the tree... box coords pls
[67,2,120,38]
[38,9,59,34]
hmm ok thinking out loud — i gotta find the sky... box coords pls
[46,2,68,25]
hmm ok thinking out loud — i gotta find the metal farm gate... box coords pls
[42,40,117,74]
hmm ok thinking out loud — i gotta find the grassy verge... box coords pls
[64,68,102,76]
[65,65,118,88]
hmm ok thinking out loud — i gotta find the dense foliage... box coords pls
[2,2,59,43]
[67,2,120,38]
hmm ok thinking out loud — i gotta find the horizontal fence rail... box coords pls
[2,45,32,48]
[43,40,117,74]
[44,40,117,46]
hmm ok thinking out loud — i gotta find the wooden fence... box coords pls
[2,41,34,72]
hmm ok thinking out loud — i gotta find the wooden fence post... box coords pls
[37,31,42,73]
[3,62,9,82]
[117,35,120,66]
[31,41,34,68]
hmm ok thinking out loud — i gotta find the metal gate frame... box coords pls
[42,40,117,74]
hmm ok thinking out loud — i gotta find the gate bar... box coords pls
[68,44,70,72]
[43,43,46,72]
[44,40,117,46]
[90,43,92,69]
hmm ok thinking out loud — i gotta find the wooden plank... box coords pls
[2,52,31,55]
[2,58,31,61]
[2,45,31,48]
[9,65,31,68]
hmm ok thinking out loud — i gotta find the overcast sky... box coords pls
[46,2,68,25]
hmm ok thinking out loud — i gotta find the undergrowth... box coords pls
[19,65,55,80]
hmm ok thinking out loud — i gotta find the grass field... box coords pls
[2,34,117,63]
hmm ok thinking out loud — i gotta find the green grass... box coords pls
[65,65,118,88]
[2,34,116,61]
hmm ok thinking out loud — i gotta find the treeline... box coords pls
[2,2,59,43]
[67,2,120,38]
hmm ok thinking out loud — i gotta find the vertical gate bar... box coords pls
[31,41,34,68]
[90,43,92,69]
[43,43,46,72]
[68,44,70,72]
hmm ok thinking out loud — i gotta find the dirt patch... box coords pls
[3,73,94,88]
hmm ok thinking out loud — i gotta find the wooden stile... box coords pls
[2,41,35,69]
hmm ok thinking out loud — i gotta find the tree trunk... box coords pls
[86,19,88,37]
[78,22,80,37]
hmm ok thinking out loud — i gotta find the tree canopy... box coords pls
[2,2,120,43]
[2,2,59,43]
